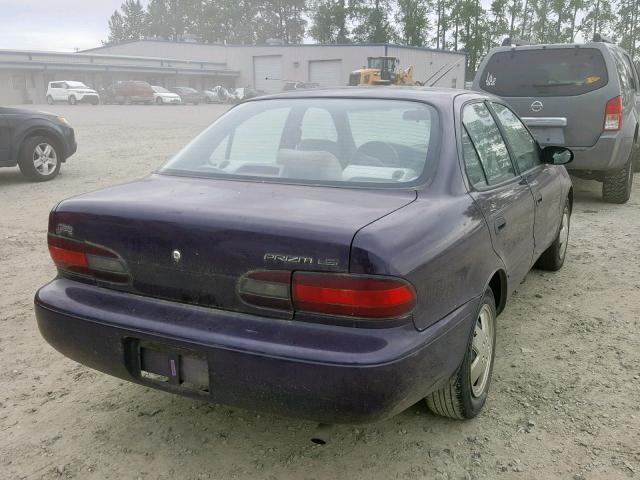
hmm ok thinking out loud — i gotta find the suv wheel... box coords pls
[535,198,571,271]
[46,95,54,105]
[156,97,164,105]
[602,155,634,204]
[68,95,77,105]
[18,136,61,182]
[426,288,496,419]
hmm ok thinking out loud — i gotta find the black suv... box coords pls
[0,107,76,181]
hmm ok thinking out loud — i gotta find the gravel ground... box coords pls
[0,104,639,480]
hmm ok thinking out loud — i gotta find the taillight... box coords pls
[238,270,292,311]
[238,270,417,320]
[604,96,622,131]
[293,272,416,318]
[48,234,129,283]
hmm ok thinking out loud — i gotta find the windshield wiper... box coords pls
[532,82,579,88]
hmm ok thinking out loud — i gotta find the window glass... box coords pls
[228,107,289,164]
[161,99,439,186]
[480,48,608,97]
[461,126,487,187]
[300,108,338,142]
[491,103,541,172]
[462,103,515,185]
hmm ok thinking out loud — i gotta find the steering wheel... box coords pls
[352,141,400,167]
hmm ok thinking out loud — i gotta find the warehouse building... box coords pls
[0,40,466,104]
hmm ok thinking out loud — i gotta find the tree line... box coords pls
[105,0,640,73]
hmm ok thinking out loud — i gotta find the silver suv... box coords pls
[473,38,639,203]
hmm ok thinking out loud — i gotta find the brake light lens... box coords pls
[604,96,622,131]
[239,270,416,320]
[48,234,129,283]
[293,272,416,318]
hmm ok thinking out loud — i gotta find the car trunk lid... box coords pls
[51,174,416,318]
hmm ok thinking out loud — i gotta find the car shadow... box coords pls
[0,169,28,185]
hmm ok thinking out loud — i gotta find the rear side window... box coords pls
[462,103,515,186]
[480,48,608,97]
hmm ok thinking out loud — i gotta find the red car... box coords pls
[101,81,154,105]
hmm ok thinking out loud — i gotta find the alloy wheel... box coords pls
[33,143,58,176]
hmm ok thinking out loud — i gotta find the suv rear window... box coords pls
[480,48,608,97]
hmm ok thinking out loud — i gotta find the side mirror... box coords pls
[542,146,573,165]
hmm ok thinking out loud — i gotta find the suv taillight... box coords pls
[238,270,417,320]
[604,96,622,131]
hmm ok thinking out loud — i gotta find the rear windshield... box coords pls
[480,48,608,97]
[160,98,439,187]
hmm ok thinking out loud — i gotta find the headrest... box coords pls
[277,149,343,181]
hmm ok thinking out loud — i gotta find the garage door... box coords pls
[309,60,342,87]
[254,56,282,93]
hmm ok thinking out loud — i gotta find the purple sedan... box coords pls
[36,88,573,423]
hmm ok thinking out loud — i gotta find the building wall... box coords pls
[88,41,227,64]
[83,41,467,91]
[387,46,466,88]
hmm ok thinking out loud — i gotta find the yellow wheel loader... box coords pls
[348,56,421,86]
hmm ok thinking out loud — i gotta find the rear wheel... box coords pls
[156,97,163,105]
[602,155,634,203]
[68,95,77,105]
[535,198,571,271]
[426,288,496,420]
[18,136,61,182]
[46,95,54,105]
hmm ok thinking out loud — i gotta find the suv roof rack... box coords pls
[501,37,536,47]
[593,33,613,43]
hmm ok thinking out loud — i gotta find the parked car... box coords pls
[473,36,639,203]
[203,86,229,104]
[101,81,154,105]
[0,106,76,181]
[35,88,573,424]
[151,86,182,105]
[46,81,99,105]
[169,87,205,105]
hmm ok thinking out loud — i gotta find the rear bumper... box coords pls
[35,278,477,424]
[566,132,633,173]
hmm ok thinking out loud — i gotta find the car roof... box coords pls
[485,41,616,55]
[246,87,489,107]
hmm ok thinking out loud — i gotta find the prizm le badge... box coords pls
[264,253,339,267]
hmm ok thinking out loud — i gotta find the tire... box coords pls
[426,288,497,420]
[602,156,634,204]
[46,95,54,105]
[18,136,61,182]
[68,95,77,105]
[156,97,164,105]
[535,198,571,271]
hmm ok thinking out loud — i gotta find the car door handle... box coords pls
[495,217,507,233]
[535,193,543,204]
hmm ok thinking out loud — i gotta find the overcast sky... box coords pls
[0,0,148,52]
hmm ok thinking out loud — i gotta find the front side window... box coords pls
[161,98,439,187]
[462,102,515,185]
[491,103,541,173]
